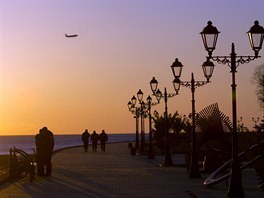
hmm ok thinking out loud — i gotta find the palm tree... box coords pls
[152,111,191,153]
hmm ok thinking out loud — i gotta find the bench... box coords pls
[9,147,36,182]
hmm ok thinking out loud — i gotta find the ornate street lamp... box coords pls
[137,89,145,154]
[131,95,137,106]
[128,90,158,155]
[173,58,214,178]
[248,21,264,57]
[150,73,179,166]
[202,58,215,82]
[150,77,158,95]
[137,89,144,102]
[147,95,155,159]
[127,99,139,150]
[127,101,133,111]
[150,82,174,166]
[172,78,181,93]
[201,20,264,198]
[171,58,184,79]
[200,21,220,58]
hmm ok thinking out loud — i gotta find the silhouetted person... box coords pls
[99,130,108,152]
[35,129,45,176]
[90,131,99,152]
[82,129,90,152]
[35,127,54,176]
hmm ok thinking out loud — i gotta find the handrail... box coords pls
[203,140,264,187]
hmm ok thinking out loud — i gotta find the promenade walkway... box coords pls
[0,143,262,198]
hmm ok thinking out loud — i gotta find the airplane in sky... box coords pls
[65,33,78,38]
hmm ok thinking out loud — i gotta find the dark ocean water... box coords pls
[0,134,136,155]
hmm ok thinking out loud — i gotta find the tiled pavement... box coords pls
[0,143,263,198]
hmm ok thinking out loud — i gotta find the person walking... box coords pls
[82,129,90,152]
[35,127,54,176]
[90,130,99,152]
[99,130,108,152]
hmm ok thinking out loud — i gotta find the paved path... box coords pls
[0,143,262,198]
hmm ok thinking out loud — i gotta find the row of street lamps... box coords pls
[127,20,264,198]
[127,89,158,159]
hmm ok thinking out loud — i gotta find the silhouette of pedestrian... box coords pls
[35,127,54,176]
[35,129,45,176]
[99,130,108,152]
[90,131,99,152]
[82,129,90,152]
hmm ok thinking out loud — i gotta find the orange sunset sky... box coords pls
[0,0,263,135]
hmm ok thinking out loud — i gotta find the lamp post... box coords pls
[147,95,155,159]
[173,69,214,178]
[128,90,147,153]
[137,89,146,154]
[127,99,140,150]
[149,58,183,166]
[200,20,264,198]
[129,91,158,156]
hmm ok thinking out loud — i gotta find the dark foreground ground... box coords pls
[0,143,262,198]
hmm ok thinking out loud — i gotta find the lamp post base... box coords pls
[188,155,201,178]
[227,160,245,198]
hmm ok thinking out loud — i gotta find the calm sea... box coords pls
[0,134,136,155]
